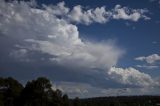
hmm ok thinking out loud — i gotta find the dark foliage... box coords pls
[0,77,160,106]
[0,77,23,106]
[0,77,70,106]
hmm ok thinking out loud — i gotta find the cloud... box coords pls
[53,81,160,98]
[135,54,160,64]
[52,81,128,98]
[112,5,150,21]
[9,48,29,62]
[0,0,124,71]
[136,65,159,69]
[27,40,123,69]
[67,5,110,25]
[41,1,150,25]
[150,0,160,4]
[152,41,158,44]
[44,1,69,16]
[68,4,150,24]
[108,67,159,87]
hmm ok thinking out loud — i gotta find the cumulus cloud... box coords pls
[44,1,69,16]
[135,54,160,64]
[108,67,159,87]
[67,5,111,25]
[41,1,149,25]
[112,5,150,21]
[67,4,150,24]
[0,0,156,91]
[0,1,123,72]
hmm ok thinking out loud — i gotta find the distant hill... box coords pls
[79,96,160,106]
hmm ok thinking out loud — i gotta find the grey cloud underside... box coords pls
[0,0,159,97]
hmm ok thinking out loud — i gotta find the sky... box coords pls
[0,0,160,98]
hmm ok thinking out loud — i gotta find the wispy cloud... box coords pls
[150,0,160,4]
[135,54,160,64]
[136,65,159,69]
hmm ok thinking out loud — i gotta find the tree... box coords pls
[49,89,63,106]
[62,94,69,106]
[0,77,23,106]
[73,97,81,106]
[20,77,52,106]
[0,77,73,106]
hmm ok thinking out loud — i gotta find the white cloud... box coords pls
[67,4,150,24]
[25,38,123,70]
[44,1,69,16]
[108,67,159,87]
[113,5,150,21]
[136,65,159,69]
[68,5,110,25]
[135,54,160,64]
[39,1,150,25]
[0,0,124,71]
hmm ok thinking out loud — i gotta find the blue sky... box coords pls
[0,0,160,98]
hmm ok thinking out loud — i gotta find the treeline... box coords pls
[0,77,160,106]
[0,77,74,106]
[80,96,160,106]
